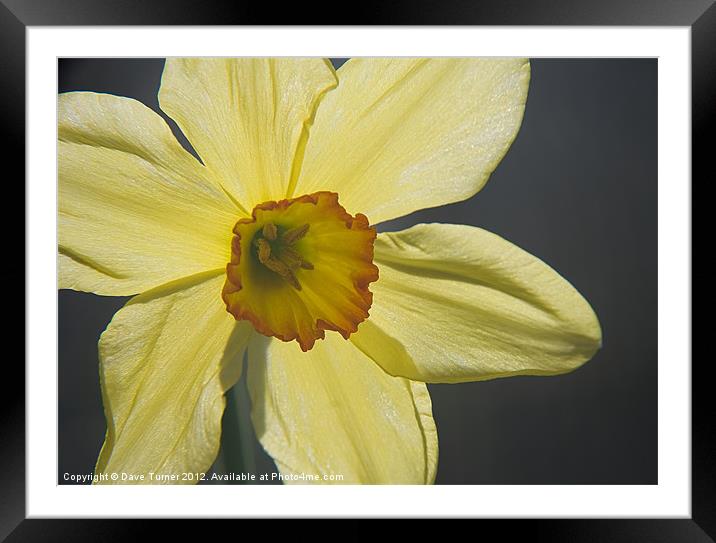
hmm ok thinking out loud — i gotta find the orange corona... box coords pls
[222,191,379,351]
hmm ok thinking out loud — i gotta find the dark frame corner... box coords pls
[6,0,707,540]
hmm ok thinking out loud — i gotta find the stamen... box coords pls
[283,269,302,291]
[282,223,310,245]
[280,246,314,271]
[254,222,313,290]
[262,255,289,275]
[256,238,272,264]
[262,222,278,241]
[261,256,302,291]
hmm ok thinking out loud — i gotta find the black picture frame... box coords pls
[6,0,705,539]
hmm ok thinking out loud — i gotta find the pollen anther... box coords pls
[262,222,278,240]
[282,223,310,244]
[253,222,314,290]
[256,238,272,263]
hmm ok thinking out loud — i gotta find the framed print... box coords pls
[7,0,706,539]
[54,55,653,489]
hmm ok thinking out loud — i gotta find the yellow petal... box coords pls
[294,58,530,224]
[223,191,378,351]
[351,224,602,383]
[247,333,437,484]
[95,272,252,484]
[59,92,240,296]
[159,58,338,208]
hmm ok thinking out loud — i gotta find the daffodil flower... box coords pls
[58,58,601,484]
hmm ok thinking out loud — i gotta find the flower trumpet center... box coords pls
[253,222,314,290]
[222,191,379,351]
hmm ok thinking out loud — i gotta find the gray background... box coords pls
[58,58,657,484]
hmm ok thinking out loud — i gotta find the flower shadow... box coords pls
[240,334,271,438]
